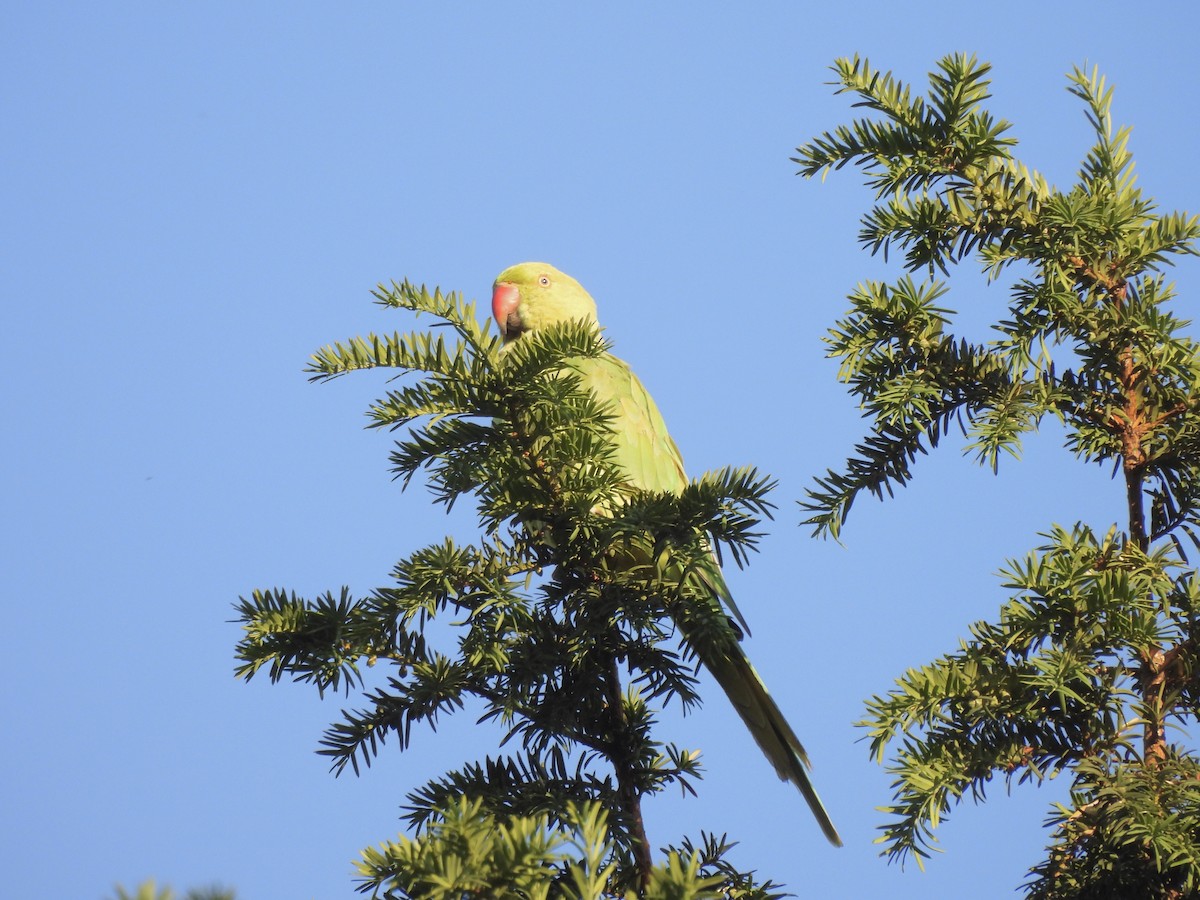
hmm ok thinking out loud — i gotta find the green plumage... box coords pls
[492,262,841,847]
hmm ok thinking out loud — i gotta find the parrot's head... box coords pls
[492,262,599,345]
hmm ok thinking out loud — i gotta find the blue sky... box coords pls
[6,3,1200,898]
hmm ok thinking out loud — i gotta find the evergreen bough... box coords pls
[796,54,1200,897]
[235,284,786,898]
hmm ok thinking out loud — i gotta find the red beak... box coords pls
[492,282,521,340]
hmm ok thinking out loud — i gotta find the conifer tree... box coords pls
[796,55,1200,897]
[234,286,786,898]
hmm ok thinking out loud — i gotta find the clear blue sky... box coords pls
[6,3,1200,898]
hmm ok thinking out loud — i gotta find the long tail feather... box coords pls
[705,647,842,846]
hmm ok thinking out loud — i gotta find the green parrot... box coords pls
[492,262,841,847]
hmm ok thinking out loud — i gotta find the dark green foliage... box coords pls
[797,55,1200,895]
[235,282,782,896]
[1026,751,1200,899]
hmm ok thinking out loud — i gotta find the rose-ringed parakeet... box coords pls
[492,262,841,847]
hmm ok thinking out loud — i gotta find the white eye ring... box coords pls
[538,275,550,286]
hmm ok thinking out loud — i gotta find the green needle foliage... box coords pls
[796,55,1200,896]
[108,882,235,900]
[234,283,784,898]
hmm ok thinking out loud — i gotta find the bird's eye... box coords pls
[538,275,550,287]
